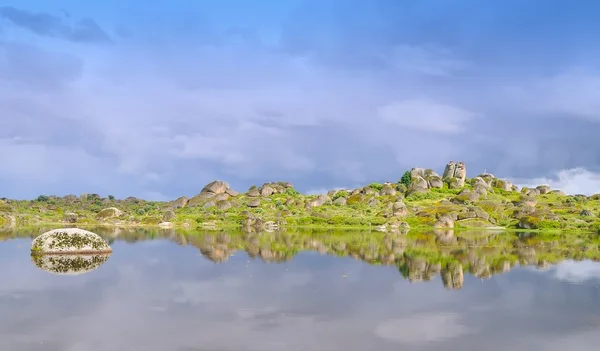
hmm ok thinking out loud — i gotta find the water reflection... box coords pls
[31,254,111,275]
[2,226,600,290]
[1,227,600,350]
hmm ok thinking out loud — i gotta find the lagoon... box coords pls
[1,228,600,350]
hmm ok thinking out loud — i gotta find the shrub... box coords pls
[36,195,50,202]
[332,190,349,200]
[368,183,383,191]
[285,188,300,196]
[399,170,412,187]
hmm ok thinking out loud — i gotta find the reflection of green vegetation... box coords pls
[7,226,600,290]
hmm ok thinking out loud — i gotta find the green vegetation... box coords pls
[1,169,599,234]
[399,170,412,187]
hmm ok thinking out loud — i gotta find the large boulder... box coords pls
[427,175,444,189]
[307,194,330,208]
[442,161,467,188]
[62,212,78,223]
[96,207,122,219]
[170,196,188,209]
[410,168,426,179]
[392,202,409,217]
[379,183,397,196]
[31,228,113,255]
[491,178,513,191]
[257,182,296,196]
[201,180,230,196]
[434,215,455,229]
[536,184,552,194]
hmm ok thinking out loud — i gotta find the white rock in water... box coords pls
[31,254,111,276]
[31,228,113,255]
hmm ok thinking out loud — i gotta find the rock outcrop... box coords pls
[170,196,188,209]
[31,228,113,255]
[410,168,443,189]
[491,178,514,191]
[96,207,122,219]
[442,161,467,189]
[63,212,78,223]
[188,181,240,207]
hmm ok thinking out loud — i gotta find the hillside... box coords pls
[1,161,599,233]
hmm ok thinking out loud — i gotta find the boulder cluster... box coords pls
[41,159,597,232]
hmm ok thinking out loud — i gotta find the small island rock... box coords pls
[31,228,113,255]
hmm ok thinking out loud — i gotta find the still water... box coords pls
[1,227,600,350]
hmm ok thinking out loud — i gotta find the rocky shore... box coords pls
[1,161,599,232]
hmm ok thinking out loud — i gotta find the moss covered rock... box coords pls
[247,198,261,208]
[453,190,480,204]
[162,210,176,221]
[63,212,78,223]
[170,196,188,209]
[456,218,495,228]
[216,200,232,210]
[31,228,112,255]
[96,207,122,219]
[346,193,364,205]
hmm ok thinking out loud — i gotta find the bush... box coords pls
[368,183,383,191]
[36,195,50,202]
[399,170,411,187]
[285,188,300,196]
[332,190,349,200]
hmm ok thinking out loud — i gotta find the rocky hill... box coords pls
[1,161,599,233]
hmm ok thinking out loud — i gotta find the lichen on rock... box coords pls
[31,228,113,255]
[96,207,122,219]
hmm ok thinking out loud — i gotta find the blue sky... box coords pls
[1,0,600,199]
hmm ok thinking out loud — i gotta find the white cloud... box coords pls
[373,312,473,344]
[550,260,600,283]
[513,168,600,195]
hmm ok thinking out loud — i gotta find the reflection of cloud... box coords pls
[550,260,600,283]
[374,312,472,344]
[4,239,600,350]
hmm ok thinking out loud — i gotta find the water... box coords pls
[1,227,600,350]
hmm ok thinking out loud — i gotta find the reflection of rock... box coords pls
[31,228,112,255]
[405,256,441,283]
[441,263,464,290]
[200,244,232,263]
[434,229,457,244]
[31,254,111,275]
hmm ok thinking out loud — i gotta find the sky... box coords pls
[1,0,600,200]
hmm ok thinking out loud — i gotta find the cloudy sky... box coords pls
[1,0,600,200]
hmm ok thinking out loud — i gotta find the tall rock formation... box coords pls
[442,161,467,189]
